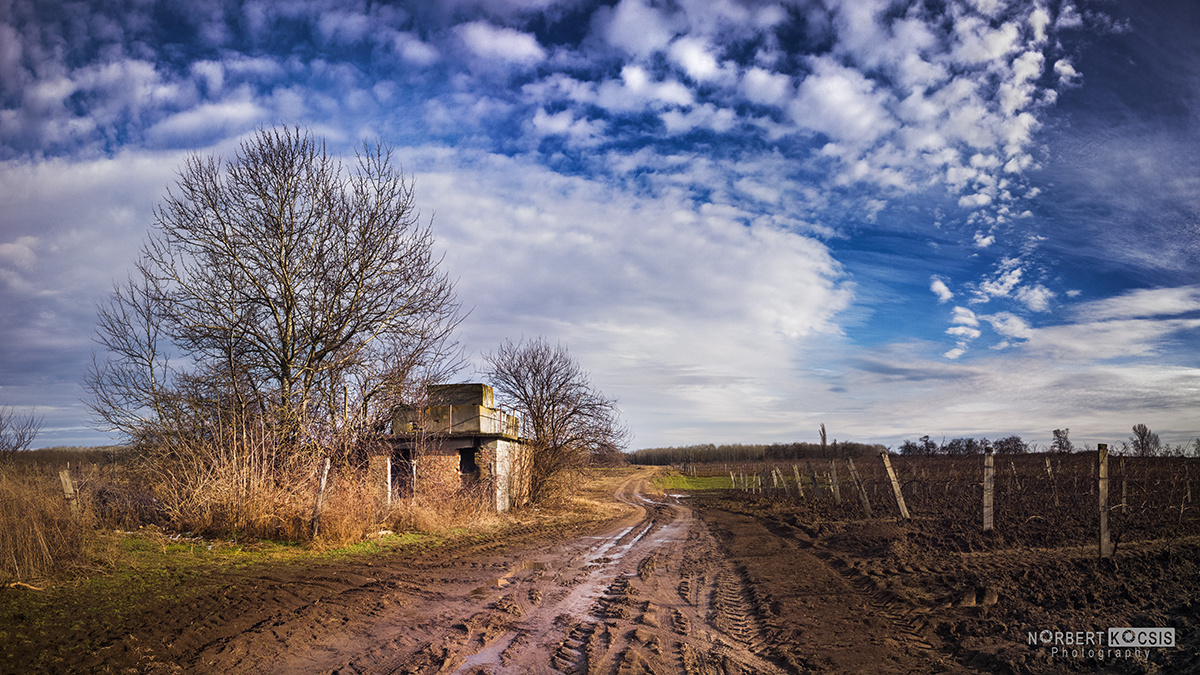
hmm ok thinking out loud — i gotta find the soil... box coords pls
[3,467,1197,674]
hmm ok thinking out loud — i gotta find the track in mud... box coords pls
[197,475,788,674]
[177,473,958,675]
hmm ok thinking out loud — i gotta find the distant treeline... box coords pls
[629,441,888,466]
[899,435,1027,455]
[6,445,131,467]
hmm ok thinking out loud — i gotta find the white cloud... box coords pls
[668,36,732,84]
[741,66,791,106]
[983,312,1033,340]
[456,21,546,66]
[975,262,1023,301]
[951,306,979,327]
[191,60,224,95]
[408,147,853,444]
[0,236,39,271]
[947,325,981,340]
[952,18,1020,64]
[1073,286,1200,321]
[973,231,995,247]
[530,108,605,145]
[1054,58,1081,86]
[931,277,954,302]
[392,32,440,66]
[594,65,694,111]
[1030,7,1052,43]
[661,103,737,134]
[1016,283,1054,312]
[1026,318,1200,361]
[317,10,372,44]
[598,0,677,58]
[790,56,896,145]
[146,98,265,145]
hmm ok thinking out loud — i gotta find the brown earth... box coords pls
[3,467,1197,674]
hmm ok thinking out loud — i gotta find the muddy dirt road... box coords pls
[112,469,963,675]
[14,465,1193,673]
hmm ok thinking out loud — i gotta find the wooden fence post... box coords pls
[1045,456,1059,507]
[879,453,910,519]
[846,458,872,518]
[58,469,81,519]
[312,457,332,540]
[982,449,994,532]
[1121,458,1127,513]
[828,460,842,505]
[1098,444,1112,558]
[793,465,805,499]
[806,460,824,500]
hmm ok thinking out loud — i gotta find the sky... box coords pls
[0,0,1197,452]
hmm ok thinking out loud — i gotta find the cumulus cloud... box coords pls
[530,107,605,144]
[455,21,547,66]
[791,57,896,146]
[741,67,791,106]
[951,306,979,327]
[668,36,733,84]
[392,32,440,66]
[1015,283,1054,312]
[598,0,677,58]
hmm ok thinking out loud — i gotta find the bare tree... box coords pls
[87,127,462,463]
[0,405,42,457]
[1129,423,1161,457]
[483,337,628,503]
[993,435,1028,454]
[1051,428,1073,453]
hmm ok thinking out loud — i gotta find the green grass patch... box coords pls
[653,472,733,491]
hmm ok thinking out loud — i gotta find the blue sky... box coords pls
[0,0,1197,450]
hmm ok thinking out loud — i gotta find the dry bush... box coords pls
[310,466,380,547]
[383,482,498,535]
[0,469,94,583]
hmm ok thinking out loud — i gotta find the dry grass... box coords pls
[0,467,97,583]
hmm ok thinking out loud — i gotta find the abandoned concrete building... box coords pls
[385,383,531,512]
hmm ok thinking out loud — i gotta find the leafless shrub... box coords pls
[484,337,628,504]
[0,405,42,458]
